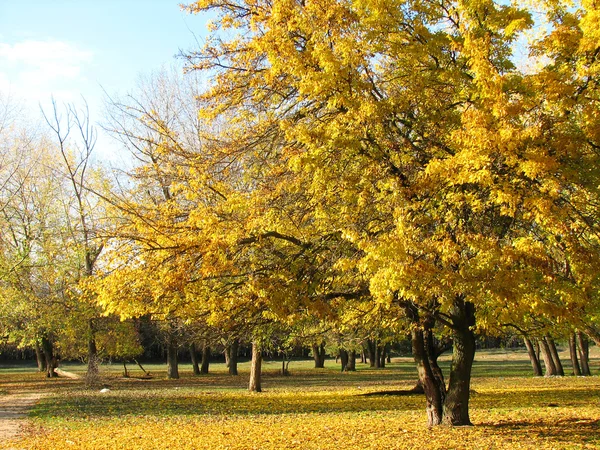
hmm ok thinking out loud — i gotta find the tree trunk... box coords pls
[228,339,239,375]
[367,340,376,367]
[86,333,100,387]
[248,341,262,392]
[546,335,564,376]
[41,336,57,378]
[442,298,476,426]
[568,333,581,376]
[576,332,591,376]
[360,349,366,364]
[190,343,201,376]
[166,334,179,379]
[339,349,349,372]
[375,341,382,368]
[412,329,444,426]
[34,342,46,373]
[347,350,356,371]
[200,343,210,375]
[524,337,543,376]
[539,338,557,376]
[312,343,325,368]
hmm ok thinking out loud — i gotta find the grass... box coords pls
[1,348,599,449]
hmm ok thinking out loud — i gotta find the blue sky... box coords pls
[0,1,209,158]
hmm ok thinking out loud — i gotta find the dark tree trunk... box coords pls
[312,343,326,368]
[442,298,476,426]
[347,350,356,371]
[379,344,387,368]
[367,340,376,367]
[360,349,366,364]
[539,337,557,376]
[248,341,262,392]
[41,336,57,378]
[576,332,591,376]
[190,343,201,376]
[166,334,179,379]
[568,333,581,376]
[228,339,239,375]
[546,336,564,376]
[201,343,210,375]
[34,342,46,372]
[375,341,382,368]
[339,349,349,372]
[412,328,444,426]
[524,337,543,376]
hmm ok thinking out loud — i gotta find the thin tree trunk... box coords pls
[442,298,476,426]
[375,341,382,368]
[576,332,591,376]
[539,338,557,376]
[34,342,46,373]
[200,343,210,374]
[228,339,239,375]
[347,350,356,371]
[524,337,543,376]
[248,341,262,392]
[166,333,179,379]
[568,333,581,376]
[190,343,201,376]
[546,335,564,376]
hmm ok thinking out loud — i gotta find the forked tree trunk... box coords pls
[166,334,179,379]
[347,350,356,371]
[190,343,201,376]
[576,332,591,376]
[539,338,557,376]
[412,328,444,426]
[339,349,349,372]
[228,339,239,375]
[34,342,46,372]
[248,341,262,392]
[201,343,210,375]
[524,337,543,376]
[41,336,57,378]
[546,336,564,376]
[442,298,476,426]
[568,333,581,376]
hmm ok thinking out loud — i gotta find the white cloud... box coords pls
[0,40,93,103]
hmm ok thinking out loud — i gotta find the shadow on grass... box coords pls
[481,417,600,447]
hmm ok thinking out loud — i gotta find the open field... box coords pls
[1,348,600,449]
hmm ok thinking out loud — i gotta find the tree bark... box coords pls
[524,337,543,376]
[539,337,557,376]
[85,331,100,387]
[339,349,349,372]
[412,328,444,426]
[200,343,210,375]
[228,339,239,375]
[442,298,476,426]
[190,343,201,376]
[34,342,46,373]
[347,350,356,371]
[378,344,387,368]
[546,335,564,376]
[367,340,376,367]
[166,333,179,379]
[576,332,591,376]
[375,341,382,368]
[248,341,262,392]
[41,336,57,378]
[312,343,326,368]
[568,333,581,376]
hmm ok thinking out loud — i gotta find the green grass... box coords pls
[2,349,600,449]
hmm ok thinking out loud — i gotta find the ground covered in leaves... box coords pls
[1,349,599,449]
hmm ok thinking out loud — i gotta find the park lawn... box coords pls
[2,350,600,449]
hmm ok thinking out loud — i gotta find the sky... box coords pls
[0,0,209,160]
